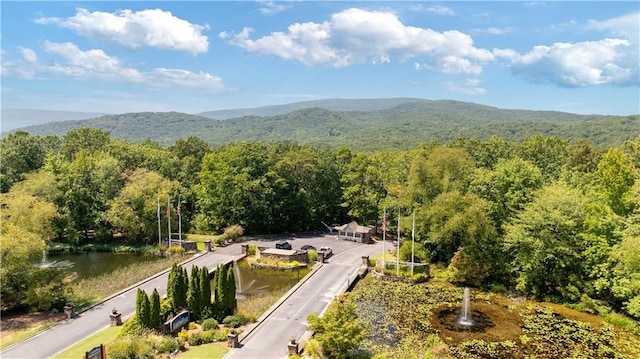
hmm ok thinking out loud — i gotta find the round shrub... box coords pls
[223,314,248,328]
[167,245,185,255]
[202,318,219,331]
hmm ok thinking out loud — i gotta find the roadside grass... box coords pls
[1,322,58,349]
[184,233,224,250]
[51,326,120,359]
[176,342,229,358]
[237,286,291,320]
[69,256,183,308]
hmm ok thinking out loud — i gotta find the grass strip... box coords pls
[51,326,120,359]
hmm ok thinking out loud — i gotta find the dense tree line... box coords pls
[1,127,639,322]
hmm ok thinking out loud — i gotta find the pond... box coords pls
[215,259,309,300]
[43,251,162,280]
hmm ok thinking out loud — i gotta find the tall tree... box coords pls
[595,148,637,216]
[55,151,123,242]
[187,265,202,319]
[225,264,237,314]
[200,265,212,314]
[60,127,110,161]
[518,135,568,182]
[341,153,386,224]
[105,169,179,242]
[306,297,367,359]
[0,131,47,192]
[149,288,161,329]
[504,182,590,301]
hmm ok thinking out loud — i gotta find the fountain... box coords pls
[459,287,473,326]
[436,287,494,333]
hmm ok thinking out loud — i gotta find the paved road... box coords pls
[224,236,382,359]
[1,249,238,359]
[2,235,383,359]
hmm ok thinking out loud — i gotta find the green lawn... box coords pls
[184,233,224,250]
[177,342,229,358]
[52,326,120,359]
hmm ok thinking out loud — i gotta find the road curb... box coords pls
[1,250,208,353]
[236,261,324,344]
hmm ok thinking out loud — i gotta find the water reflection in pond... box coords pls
[45,252,161,280]
[214,259,309,300]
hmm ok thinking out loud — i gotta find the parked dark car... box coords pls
[275,241,292,250]
[301,245,316,251]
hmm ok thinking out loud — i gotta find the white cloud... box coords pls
[443,78,487,95]
[506,38,635,87]
[226,8,493,74]
[4,42,224,92]
[259,1,291,15]
[19,47,38,63]
[427,5,454,16]
[587,12,639,43]
[498,12,639,87]
[36,8,209,55]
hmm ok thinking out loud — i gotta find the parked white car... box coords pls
[319,246,333,256]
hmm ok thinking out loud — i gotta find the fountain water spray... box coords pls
[459,287,473,326]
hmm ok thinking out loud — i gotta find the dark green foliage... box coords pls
[135,289,150,328]
[167,263,188,310]
[200,265,212,314]
[201,318,219,331]
[187,265,202,320]
[215,264,228,317]
[307,297,367,359]
[226,265,237,314]
[149,289,161,329]
[222,314,248,328]
[15,101,638,150]
[0,131,48,192]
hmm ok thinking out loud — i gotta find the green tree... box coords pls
[0,131,47,192]
[405,146,475,206]
[55,151,123,242]
[341,153,386,224]
[225,264,237,314]
[504,182,590,301]
[168,264,188,310]
[187,265,202,320]
[196,143,277,233]
[470,157,542,230]
[518,135,569,182]
[200,266,212,315]
[60,127,110,161]
[215,264,228,317]
[595,147,637,216]
[149,288,161,329]
[306,297,367,359]
[564,139,603,173]
[105,168,179,242]
[421,191,497,270]
[0,190,69,311]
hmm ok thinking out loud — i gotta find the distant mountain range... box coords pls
[4,98,639,150]
[1,108,108,132]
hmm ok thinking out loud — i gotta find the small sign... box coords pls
[84,344,105,359]
[168,310,191,334]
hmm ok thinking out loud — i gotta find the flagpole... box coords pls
[157,196,161,247]
[167,197,172,247]
[178,195,182,242]
[382,208,386,270]
[411,210,415,276]
[396,208,400,276]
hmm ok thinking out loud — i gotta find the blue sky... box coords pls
[1,1,639,116]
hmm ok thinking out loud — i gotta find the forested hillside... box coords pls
[10,99,639,149]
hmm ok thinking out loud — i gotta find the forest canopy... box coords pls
[1,127,639,322]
